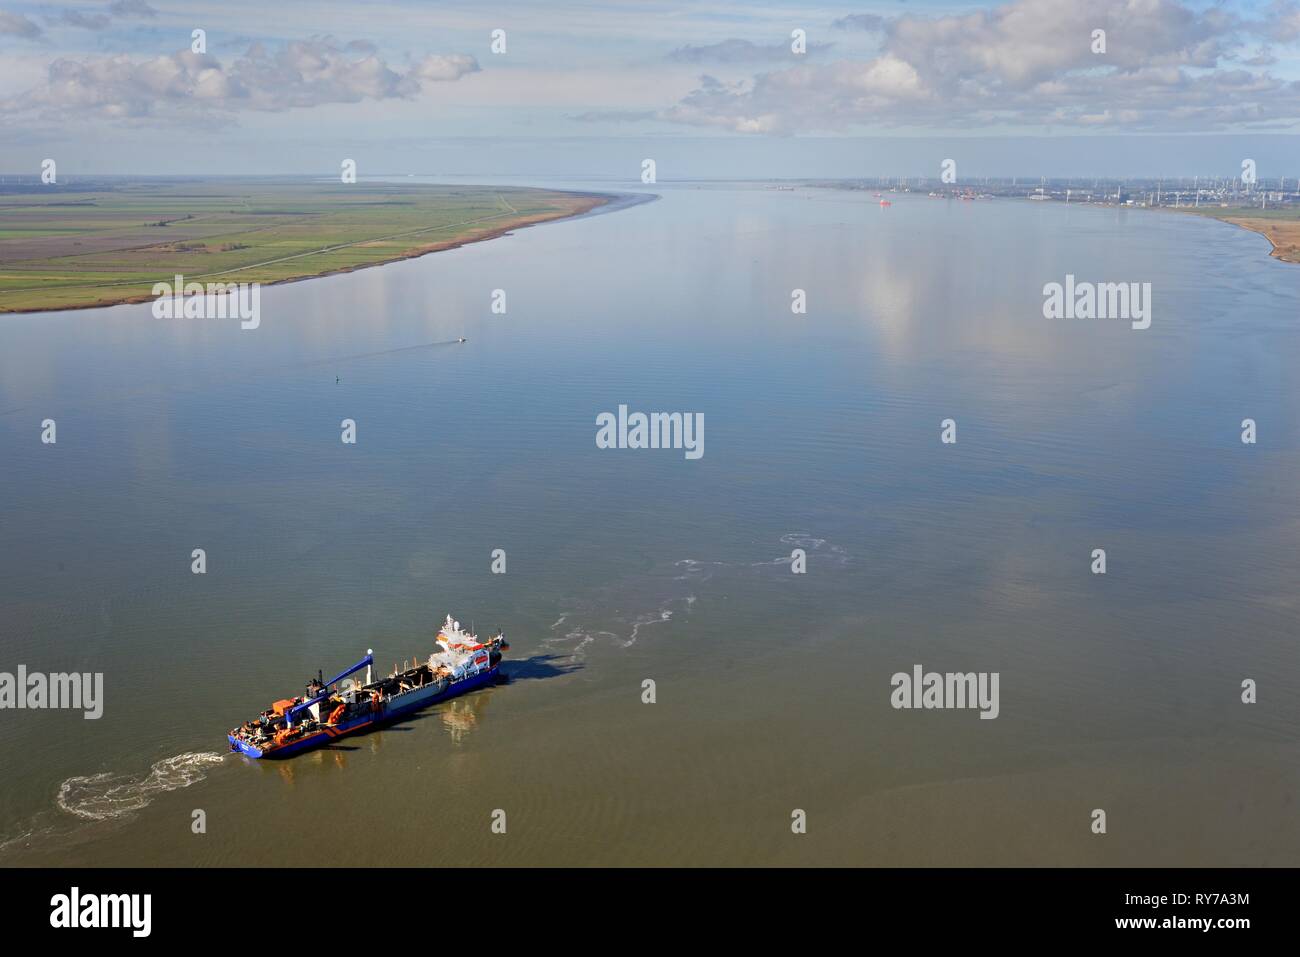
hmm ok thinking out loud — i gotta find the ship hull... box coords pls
[228,665,499,760]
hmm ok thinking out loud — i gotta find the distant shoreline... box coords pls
[802,179,1300,267]
[1166,206,1300,265]
[0,184,615,316]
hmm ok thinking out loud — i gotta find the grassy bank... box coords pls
[0,181,607,313]
[1174,205,1300,264]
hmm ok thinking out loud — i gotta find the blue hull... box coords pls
[228,665,500,759]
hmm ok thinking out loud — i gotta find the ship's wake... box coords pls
[545,602,690,661]
[677,533,850,577]
[0,751,228,860]
[774,532,851,567]
[544,533,848,662]
[56,752,226,821]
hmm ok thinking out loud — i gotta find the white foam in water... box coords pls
[546,534,847,661]
[674,558,726,580]
[626,609,673,646]
[56,752,226,821]
[777,532,851,566]
[546,624,615,660]
[546,605,684,660]
[678,535,852,575]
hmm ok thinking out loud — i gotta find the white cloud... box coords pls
[2,38,480,120]
[411,53,480,82]
[658,0,1300,133]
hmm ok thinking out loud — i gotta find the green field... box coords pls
[0,180,606,313]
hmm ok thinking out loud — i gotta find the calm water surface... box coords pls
[1,182,1297,865]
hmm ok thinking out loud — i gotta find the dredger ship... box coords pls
[227,615,508,759]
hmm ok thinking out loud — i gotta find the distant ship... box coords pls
[879,199,892,207]
[227,615,508,759]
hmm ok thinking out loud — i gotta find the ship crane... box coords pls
[285,650,374,726]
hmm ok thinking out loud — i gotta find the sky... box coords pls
[2,0,1300,178]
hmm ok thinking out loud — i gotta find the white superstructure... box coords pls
[429,614,493,679]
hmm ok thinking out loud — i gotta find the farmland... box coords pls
[0,180,607,313]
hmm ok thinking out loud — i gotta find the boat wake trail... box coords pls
[678,532,852,577]
[56,752,226,821]
[772,532,851,567]
[544,534,849,663]
[545,601,690,661]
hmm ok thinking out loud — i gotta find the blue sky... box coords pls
[2,0,1299,176]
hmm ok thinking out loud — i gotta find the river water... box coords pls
[1,181,1297,865]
